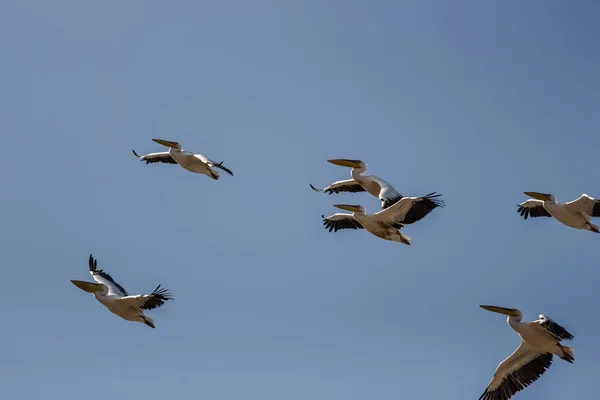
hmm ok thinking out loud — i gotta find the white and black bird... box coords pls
[133,139,233,180]
[71,255,173,329]
[478,305,574,400]
[310,159,405,209]
[518,192,600,233]
[321,192,444,245]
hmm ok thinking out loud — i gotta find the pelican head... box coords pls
[327,159,365,169]
[334,204,365,214]
[71,280,104,293]
[152,139,182,151]
[524,192,556,202]
[479,305,522,317]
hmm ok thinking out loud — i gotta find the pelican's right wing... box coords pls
[368,176,403,209]
[310,179,366,195]
[132,150,178,164]
[118,285,174,310]
[321,213,364,232]
[195,153,234,176]
[564,194,600,217]
[538,315,574,341]
[374,192,444,225]
[479,341,553,400]
[517,200,552,219]
[88,254,128,297]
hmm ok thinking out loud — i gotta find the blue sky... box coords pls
[1,1,599,399]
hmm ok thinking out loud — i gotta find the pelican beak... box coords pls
[334,204,362,212]
[479,305,520,317]
[152,139,180,149]
[71,280,103,293]
[328,159,363,168]
[524,192,552,201]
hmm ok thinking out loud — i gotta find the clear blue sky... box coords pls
[1,1,599,399]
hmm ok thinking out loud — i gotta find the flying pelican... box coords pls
[517,192,600,233]
[133,139,233,180]
[478,305,574,400]
[321,192,444,245]
[310,159,405,209]
[71,255,173,329]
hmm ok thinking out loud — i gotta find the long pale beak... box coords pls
[152,139,180,149]
[328,159,363,168]
[334,204,362,212]
[479,305,520,317]
[524,191,552,201]
[71,280,103,293]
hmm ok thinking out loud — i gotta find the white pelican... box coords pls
[133,139,234,180]
[321,192,444,245]
[518,192,600,233]
[310,159,405,209]
[478,305,574,400]
[71,255,173,329]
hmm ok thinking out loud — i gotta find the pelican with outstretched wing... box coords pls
[310,159,405,209]
[71,255,173,329]
[478,305,574,400]
[133,139,233,180]
[518,192,600,232]
[321,192,444,245]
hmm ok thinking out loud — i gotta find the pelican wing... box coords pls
[195,154,234,176]
[538,315,574,341]
[517,200,552,219]
[88,255,128,296]
[310,179,366,195]
[479,341,553,400]
[119,285,174,311]
[132,150,177,164]
[321,213,364,232]
[367,176,403,209]
[564,194,600,217]
[374,192,444,225]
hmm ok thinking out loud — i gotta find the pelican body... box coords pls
[133,139,233,180]
[518,191,600,232]
[71,255,173,328]
[311,159,404,209]
[321,193,444,245]
[479,305,574,400]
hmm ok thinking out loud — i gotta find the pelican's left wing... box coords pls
[538,315,574,341]
[564,194,600,217]
[119,285,174,310]
[374,192,444,224]
[479,341,553,400]
[132,150,178,164]
[195,154,234,176]
[310,179,366,195]
[321,213,364,232]
[89,255,128,297]
[517,200,552,219]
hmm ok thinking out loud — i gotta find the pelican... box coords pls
[71,255,173,329]
[133,139,233,180]
[310,159,405,209]
[518,192,600,232]
[321,192,444,245]
[478,305,574,400]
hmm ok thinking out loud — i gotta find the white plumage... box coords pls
[321,193,444,245]
[310,159,405,209]
[518,192,600,232]
[479,305,574,400]
[71,255,173,329]
[133,138,233,180]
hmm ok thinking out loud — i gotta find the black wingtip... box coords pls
[310,183,326,192]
